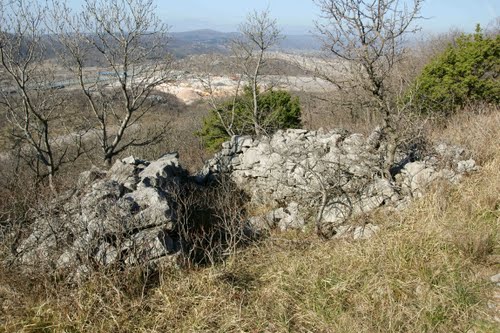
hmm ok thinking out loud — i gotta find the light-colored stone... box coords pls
[15,153,184,277]
[353,224,380,240]
[109,160,140,190]
[334,225,353,238]
[241,147,261,166]
[139,152,182,188]
[491,273,500,286]
[15,126,478,277]
[205,128,475,234]
[400,162,436,197]
[457,159,477,173]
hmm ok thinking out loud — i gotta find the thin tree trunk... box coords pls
[252,50,264,136]
[104,156,112,168]
[316,190,328,237]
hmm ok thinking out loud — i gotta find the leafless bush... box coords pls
[232,8,284,135]
[127,98,211,172]
[269,142,376,238]
[313,0,425,177]
[172,175,252,266]
[0,166,57,273]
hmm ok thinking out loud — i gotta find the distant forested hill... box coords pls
[170,30,322,57]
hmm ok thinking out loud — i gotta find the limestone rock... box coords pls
[205,129,476,234]
[14,153,183,276]
[13,126,478,276]
[139,153,184,188]
[457,159,477,174]
[263,202,305,231]
[399,162,437,197]
[491,273,500,287]
[353,224,380,240]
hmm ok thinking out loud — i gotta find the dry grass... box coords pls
[1,110,499,332]
[430,103,500,164]
[297,90,378,136]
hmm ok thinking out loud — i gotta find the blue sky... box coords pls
[67,0,499,34]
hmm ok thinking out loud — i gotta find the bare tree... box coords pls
[0,0,85,190]
[52,0,172,166]
[194,53,243,137]
[233,8,283,136]
[313,0,424,177]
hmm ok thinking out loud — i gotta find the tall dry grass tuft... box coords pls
[430,103,500,164]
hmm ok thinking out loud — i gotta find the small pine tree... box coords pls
[410,25,499,115]
[198,88,301,151]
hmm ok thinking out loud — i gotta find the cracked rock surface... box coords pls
[202,129,476,236]
[14,153,184,276]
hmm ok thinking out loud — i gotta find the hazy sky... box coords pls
[67,0,499,34]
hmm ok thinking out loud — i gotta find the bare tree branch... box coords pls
[233,8,283,136]
[313,0,425,177]
[51,0,172,166]
[0,0,86,190]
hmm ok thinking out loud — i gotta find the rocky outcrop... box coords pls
[200,129,476,236]
[14,153,185,277]
[13,128,477,275]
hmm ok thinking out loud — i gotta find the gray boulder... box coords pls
[14,153,185,275]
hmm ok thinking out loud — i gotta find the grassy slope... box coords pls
[1,111,499,333]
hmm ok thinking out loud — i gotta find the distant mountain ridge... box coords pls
[3,29,321,64]
[171,29,240,41]
[169,29,322,57]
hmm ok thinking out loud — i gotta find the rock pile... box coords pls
[201,128,477,236]
[13,128,477,274]
[14,153,185,276]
